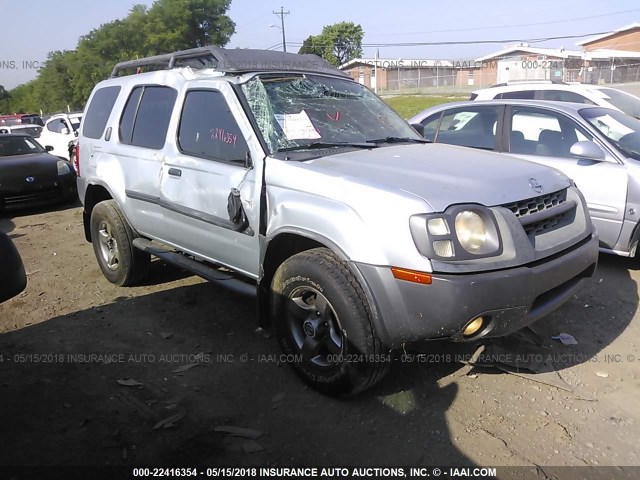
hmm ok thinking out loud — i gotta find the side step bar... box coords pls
[132,238,257,297]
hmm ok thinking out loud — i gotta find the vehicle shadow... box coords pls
[0,282,474,467]
[462,253,638,376]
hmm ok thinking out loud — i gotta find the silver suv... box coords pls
[77,47,599,395]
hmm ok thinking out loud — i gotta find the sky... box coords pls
[0,0,639,89]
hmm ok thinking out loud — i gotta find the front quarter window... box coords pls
[240,74,421,155]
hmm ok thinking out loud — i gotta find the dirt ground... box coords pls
[1,202,639,474]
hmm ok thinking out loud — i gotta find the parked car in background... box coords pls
[0,134,77,210]
[0,124,43,138]
[410,99,640,257]
[77,47,598,396]
[471,82,640,119]
[0,113,44,126]
[38,113,82,160]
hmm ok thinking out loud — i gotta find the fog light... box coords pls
[463,317,485,336]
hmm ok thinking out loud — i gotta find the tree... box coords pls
[5,0,236,114]
[0,85,10,113]
[144,0,235,53]
[298,35,323,57]
[298,22,363,66]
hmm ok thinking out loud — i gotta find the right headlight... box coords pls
[410,205,502,261]
[455,210,488,253]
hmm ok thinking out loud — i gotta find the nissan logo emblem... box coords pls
[25,176,35,183]
[529,178,543,194]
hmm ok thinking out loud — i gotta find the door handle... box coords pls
[168,168,182,178]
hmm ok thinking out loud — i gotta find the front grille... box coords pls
[524,209,574,236]
[503,189,567,218]
[4,187,60,205]
[501,188,575,238]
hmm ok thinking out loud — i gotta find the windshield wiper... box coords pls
[277,141,378,152]
[366,136,431,144]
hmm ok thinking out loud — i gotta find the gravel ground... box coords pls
[1,203,639,474]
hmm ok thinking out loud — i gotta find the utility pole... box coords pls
[273,6,290,52]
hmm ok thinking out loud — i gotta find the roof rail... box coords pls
[110,46,348,78]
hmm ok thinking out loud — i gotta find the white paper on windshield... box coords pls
[274,111,321,140]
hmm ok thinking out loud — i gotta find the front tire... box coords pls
[271,248,388,396]
[90,200,149,286]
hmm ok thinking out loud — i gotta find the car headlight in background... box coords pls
[409,206,502,261]
[455,210,487,253]
[57,160,72,176]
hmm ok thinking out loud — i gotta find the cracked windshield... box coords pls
[242,74,421,153]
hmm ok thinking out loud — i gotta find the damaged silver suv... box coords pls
[77,47,599,395]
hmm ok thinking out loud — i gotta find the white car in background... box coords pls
[38,113,82,159]
[0,124,43,138]
[471,82,640,119]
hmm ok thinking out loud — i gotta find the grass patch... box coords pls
[384,95,466,119]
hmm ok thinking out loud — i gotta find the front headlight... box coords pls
[409,205,502,261]
[57,160,71,175]
[455,210,488,253]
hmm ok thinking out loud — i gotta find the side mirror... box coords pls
[61,127,70,135]
[570,141,606,162]
[74,130,79,137]
[45,145,54,152]
[0,232,27,303]
[411,123,425,136]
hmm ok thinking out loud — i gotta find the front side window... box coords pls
[240,74,422,155]
[47,119,66,133]
[509,107,591,157]
[83,86,121,139]
[120,86,177,149]
[432,106,500,150]
[178,90,249,164]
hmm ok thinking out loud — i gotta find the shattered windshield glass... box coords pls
[240,74,422,155]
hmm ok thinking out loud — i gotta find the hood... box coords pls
[303,144,570,212]
[0,153,60,186]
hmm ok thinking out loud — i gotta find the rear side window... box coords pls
[500,90,535,100]
[120,86,177,149]
[178,90,249,164]
[83,86,121,139]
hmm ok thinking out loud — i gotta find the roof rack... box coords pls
[111,46,348,78]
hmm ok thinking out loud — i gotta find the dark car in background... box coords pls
[0,134,77,211]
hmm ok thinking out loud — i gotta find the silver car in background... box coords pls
[410,100,640,257]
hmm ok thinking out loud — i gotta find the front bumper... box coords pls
[354,233,599,347]
[0,174,77,210]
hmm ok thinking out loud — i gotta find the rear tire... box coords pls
[90,200,149,286]
[271,248,389,396]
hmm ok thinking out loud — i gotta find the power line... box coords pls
[287,30,617,49]
[363,8,640,38]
